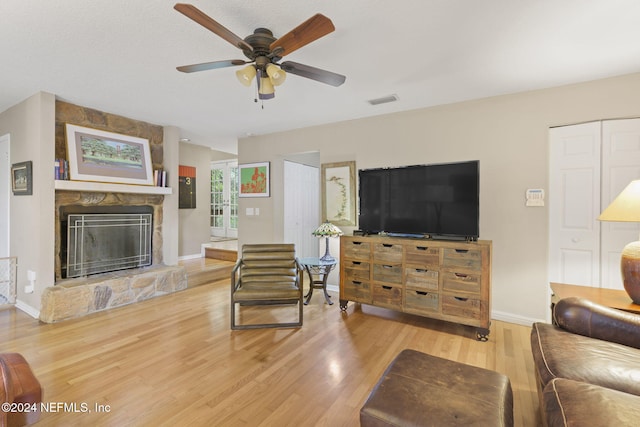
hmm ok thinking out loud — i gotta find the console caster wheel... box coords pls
[476,328,490,342]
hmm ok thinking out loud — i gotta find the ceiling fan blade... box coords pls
[177,59,248,73]
[174,3,253,52]
[280,61,346,87]
[270,14,335,57]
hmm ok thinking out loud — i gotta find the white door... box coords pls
[284,160,319,258]
[549,118,640,290]
[600,119,640,289]
[0,134,9,258]
[549,122,602,286]
[210,160,238,239]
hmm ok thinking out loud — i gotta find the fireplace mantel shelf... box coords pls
[55,180,172,195]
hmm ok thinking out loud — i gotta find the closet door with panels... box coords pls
[549,118,640,290]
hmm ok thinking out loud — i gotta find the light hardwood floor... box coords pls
[0,278,541,426]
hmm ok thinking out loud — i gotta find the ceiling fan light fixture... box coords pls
[236,65,256,86]
[258,76,275,99]
[266,63,287,86]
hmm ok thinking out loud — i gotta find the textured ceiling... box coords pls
[2,0,640,154]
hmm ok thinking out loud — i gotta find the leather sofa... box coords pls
[531,297,640,426]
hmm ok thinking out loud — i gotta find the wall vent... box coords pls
[367,94,399,106]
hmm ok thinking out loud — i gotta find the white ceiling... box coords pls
[3,1,640,154]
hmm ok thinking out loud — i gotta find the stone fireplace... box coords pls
[39,190,186,323]
[54,191,164,281]
[39,100,185,323]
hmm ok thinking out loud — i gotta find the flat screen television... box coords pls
[358,161,479,240]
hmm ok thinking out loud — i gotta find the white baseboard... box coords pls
[179,253,202,261]
[491,309,545,326]
[15,299,40,319]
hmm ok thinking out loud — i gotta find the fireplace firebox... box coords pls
[60,205,153,278]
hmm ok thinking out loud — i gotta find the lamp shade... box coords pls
[312,221,343,237]
[599,180,640,222]
[266,63,287,86]
[236,65,256,87]
[258,76,275,100]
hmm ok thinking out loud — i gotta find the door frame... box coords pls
[210,160,238,239]
[0,134,9,258]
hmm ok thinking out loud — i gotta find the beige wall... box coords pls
[238,72,640,324]
[177,144,237,257]
[0,92,56,315]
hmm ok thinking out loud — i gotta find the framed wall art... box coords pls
[178,165,196,209]
[65,124,154,185]
[321,161,356,226]
[239,162,270,197]
[11,161,32,195]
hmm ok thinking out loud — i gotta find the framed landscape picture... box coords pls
[65,124,154,185]
[239,162,270,197]
[11,160,32,195]
[321,161,356,226]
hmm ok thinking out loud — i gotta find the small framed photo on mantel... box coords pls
[11,161,33,195]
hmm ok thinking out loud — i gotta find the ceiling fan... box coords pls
[174,3,346,100]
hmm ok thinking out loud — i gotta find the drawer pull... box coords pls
[382,286,393,290]
[454,297,468,302]
[352,261,362,265]
[454,273,468,278]
[455,249,469,253]
[352,242,363,246]
[382,265,394,269]
[416,291,428,296]
[415,268,427,273]
[382,243,393,248]
[416,246,428,251]
[352,281,362,285]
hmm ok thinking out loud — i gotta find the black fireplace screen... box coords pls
[65,211,152,278]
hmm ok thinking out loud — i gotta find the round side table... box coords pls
[299,257,337,305]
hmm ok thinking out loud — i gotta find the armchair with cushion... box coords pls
[230,243,303,330]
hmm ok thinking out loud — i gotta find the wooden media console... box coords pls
[339,235,492,340]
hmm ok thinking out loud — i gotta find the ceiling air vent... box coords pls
[367,94,399,106]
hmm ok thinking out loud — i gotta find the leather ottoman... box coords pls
[360,349,513,426]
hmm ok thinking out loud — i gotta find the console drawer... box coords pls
[442,295,481,320]
[404,267,439,291]
[343,279,371,302]
[442,271,481,294]
[373,263,402,284]
[442,248,482,271]
[343,240,370,259]
[373,243,403,263]
[405,245,440,268]
[344,260,370,281]
[372,284,403,309]
[405,289,439,313]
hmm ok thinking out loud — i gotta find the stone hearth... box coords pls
[40,265,186,323]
